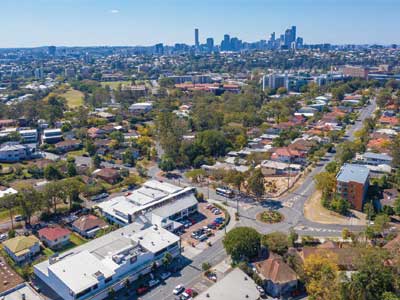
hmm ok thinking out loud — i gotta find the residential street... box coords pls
[138,100,377,300]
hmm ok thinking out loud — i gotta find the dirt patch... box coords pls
[304,191,367,225]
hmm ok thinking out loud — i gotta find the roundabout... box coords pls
[257,210,284,224]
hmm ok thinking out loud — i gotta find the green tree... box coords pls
[202,262,211,272]
[223,170,245,192]
[394,197,400,216]
[364,202,376,221]
[159,155,176,172]
[85,140,96,156]
[382,292,400,300]
[44,164,63,180]
[15,184,43,225]
[247,168,265,200]
[93,154,101,168]
[162,252,173,269]
[343,248,395,300]
[261,232,289,256]
[222,227,261,262]
[314,172,336,200]
[67,161,77,177]
[0,193,18,229]
[288,228,299,247]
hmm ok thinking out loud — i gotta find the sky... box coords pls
[0,0,398,48]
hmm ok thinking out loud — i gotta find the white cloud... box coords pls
[110,9,119,14]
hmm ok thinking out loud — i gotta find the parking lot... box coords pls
[180,202,226,247]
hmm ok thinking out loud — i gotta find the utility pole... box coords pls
[287,158,291,190]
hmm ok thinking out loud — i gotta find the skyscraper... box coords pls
[221,34,231,51]
[206,38,214,52]
[291,26,297,43]
[48,46,56,56]
[194,28,199,48]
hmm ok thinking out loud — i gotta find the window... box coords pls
[105,276,113,283]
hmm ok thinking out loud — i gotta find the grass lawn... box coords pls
[101,81,130,90]
[43,247,54,257]
[0,208,23,223]
[67,149,88,157]
[61,88,85,108]
[69,233,87,246]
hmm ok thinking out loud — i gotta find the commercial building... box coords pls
[42,129,63,144]
[0,283,43,300]
[97,180,198,229]
[262,73,289,90]
[343,65,369,79]
[34,223,180,300]
[336,164,370,211]
[194,28,199,48]
[18,129,38,144]
[128,102,153,114]
[196,268,261,300]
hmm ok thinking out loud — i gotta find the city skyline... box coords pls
[0,0,399,48]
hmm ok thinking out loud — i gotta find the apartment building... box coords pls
[336,164,370,211]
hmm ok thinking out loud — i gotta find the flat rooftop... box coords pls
[34,223,179,294]
[196,268,260,300]
[336,163,370,184]
[0,284,43,300]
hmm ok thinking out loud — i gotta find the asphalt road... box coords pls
[138,100,377,300]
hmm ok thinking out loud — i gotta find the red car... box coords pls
[136,286,148,295]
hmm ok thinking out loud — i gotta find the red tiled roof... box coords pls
[38,227,71,241]
[72,215,107,231]
[255,254,298,284]
[379,116,399,125]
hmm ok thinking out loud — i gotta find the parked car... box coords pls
[173,284,185,295]
[0,233,7,242]
[206,272,217,282]
[207,223,217,229]
[160,272,171,280]
[148,279,160,288]
[256,286,265,296]
[136,286,148,295]
[181,289,194,300]
[91,193,109,201]
[198,234,208,242]
[14,215,25,222]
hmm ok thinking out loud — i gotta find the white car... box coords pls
[173,284,185,295]
[0,233,7,242]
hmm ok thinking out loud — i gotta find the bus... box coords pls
[216,187,234,198]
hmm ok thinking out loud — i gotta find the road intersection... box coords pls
[140,100,377,299]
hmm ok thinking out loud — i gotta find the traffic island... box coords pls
[257,210,284,224]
